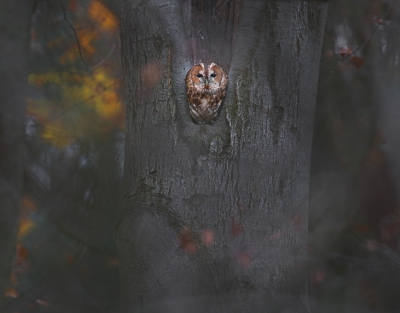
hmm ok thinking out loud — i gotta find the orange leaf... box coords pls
[350,55,364,69]
[18,218,35,239]
[310,268,326,285]
[4,288,19,298]
[88,0,118,32]
[230,218,243,238]
[16,244,29,262]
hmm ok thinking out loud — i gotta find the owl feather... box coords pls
[185,63,228,124]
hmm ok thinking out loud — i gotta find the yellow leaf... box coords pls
[42,122,73,148]
[18,219,35,240]
[88,0,118,33]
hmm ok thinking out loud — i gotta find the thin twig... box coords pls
[75,20,101,31]
[322,0,398,66]
[60,0,88,70]
[90,44,116,70]
[33,17,66,27]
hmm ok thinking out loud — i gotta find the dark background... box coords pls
[1,0,400,312]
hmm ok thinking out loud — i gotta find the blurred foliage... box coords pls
[309,0,400,312]
[3,0,122,312]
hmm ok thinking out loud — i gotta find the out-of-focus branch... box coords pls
[60,0,88,70]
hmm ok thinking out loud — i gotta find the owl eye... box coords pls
[210,73,217,78]
[196,74,203,78]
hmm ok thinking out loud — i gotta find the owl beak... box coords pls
[204,78,209,85]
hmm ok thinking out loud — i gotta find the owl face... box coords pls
[185,63,228,124]
[207,63,225,90]
[189,63,225,91]
[190,64,207,89]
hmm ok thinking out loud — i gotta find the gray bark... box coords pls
[119,0,328,312]
[0,0,36,308]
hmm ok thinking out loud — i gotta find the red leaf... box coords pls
[350,56,364,69]
[16,245,28,262]
[178,227,197,254]
[201,229,214,247]
[230,218,243,238]
[235,249,252,267]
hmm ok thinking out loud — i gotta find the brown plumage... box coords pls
[185,63,228,124]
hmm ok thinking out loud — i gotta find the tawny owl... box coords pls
[185,63,228,124]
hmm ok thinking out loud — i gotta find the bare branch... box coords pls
[90,44,116,70]
[60,0,88,70]
[322,0,399,66]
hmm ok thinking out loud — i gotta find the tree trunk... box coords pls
[0,0,36,308]
[119,0,328,312]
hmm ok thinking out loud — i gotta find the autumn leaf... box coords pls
[234,249,252,267]
[178,227,197,254]
[18,218,35,240]
[4,288,19,298]
[201,229,214,247]
[230,218,243,238]
[88,0,118,33]
[41,121,73,148]
[28,68,123,148]
[350,55,364,69]
[16,245,29,263]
